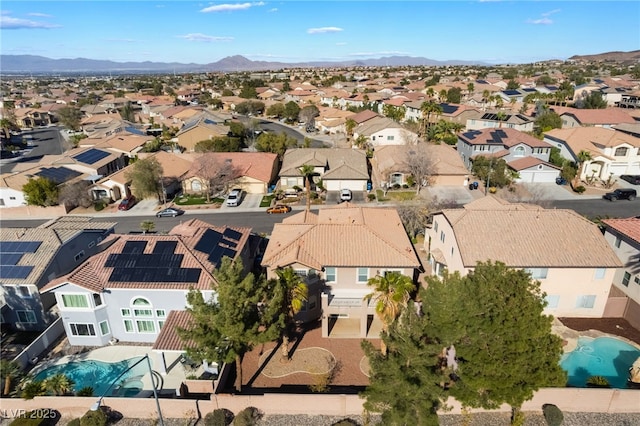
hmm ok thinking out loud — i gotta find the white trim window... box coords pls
[545,295,560,309]
[123,319,134,333]
[594,268,606,280]
[69,323,96,336]
[17,310,36,324]
[526,268,548,280]
[61,294,89,308]
[99,320,110,336]
[17,286,32,298]
[576,295,596,309]
[324,267,336,282]
[357,268,368,283]
[136,320,155,333]
[155,309,166,318]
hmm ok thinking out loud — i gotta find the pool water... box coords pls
[33,357,147,396]
[560,336,640,388]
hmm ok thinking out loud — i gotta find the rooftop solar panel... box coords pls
[0,265,34,279]
[122,241,147,254]
[36,167,82,184]
[194,229,223,254]
[223,228,242,241]
[0,253,23,265]
[73,148,111,165]
[153,241,178,254]
[0,241,42,253]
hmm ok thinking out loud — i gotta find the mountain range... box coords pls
[0,54,487,74]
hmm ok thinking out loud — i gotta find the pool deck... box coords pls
[32,345,191,396]
[553,318,640,354]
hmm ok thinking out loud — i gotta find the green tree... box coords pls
[534,111,562,135]
[420,101,442,136]
[572,150,592,187]
[364,272,415,355]
[506,80,520,90]
[0,360,21,395]
[581,91,608,109]
[361,301,444,426]
[383,105,406,122]
[42,373,74,396]
[422,261,566,415]
[119,101,135,122]
[266,103,285,118]
[194,136,241,153]
[471,157,516,189]
[125,157,163,199]
[140,220,155,234]
[235,100,265,115]
[272,267,308,362]
[345,118,357,143]
[22,177,59,206]
[180,258,280,392]
[255,132,297,157]
[239,85,258,99]
[299,164,315,212]
[57,105,83,131]
[446,87,462,104]
[283,101,301,123]
[299,105,320,124]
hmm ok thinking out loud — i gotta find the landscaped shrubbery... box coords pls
[233,407,262,426]
[542,403,564,426]
[203,408,234,426]
[79,408,107,426]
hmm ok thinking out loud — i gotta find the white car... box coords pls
[226,189,244,207]
[340,189,352,202]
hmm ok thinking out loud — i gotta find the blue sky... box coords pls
[1,1,639,65]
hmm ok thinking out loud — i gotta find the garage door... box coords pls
[517,170,558,183]
[325,180,367,191]
[609,164,628,176]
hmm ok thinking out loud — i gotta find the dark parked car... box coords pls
[555,177,567,185]
[620,175,640,185]
[156,207,184,217]
[602,188,637,201]
[118,195,136,211]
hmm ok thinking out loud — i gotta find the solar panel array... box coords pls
[73,148,110,165]
[194,228,240,266]
[481,113,511,122]
[503,90,521,96]
[107,240,201,283]
[439,103,459,115]
[36,167,82,184]
[0,241,41,279]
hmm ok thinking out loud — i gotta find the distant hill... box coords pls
[569,50,640,64]
[0,54,487,74]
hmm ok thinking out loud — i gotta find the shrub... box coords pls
[574,185,586,194]
[233,407,262,426]
[94,201,105,211]
[331,419,360,426]
[204,408,234,426]
[367,193,376,201]
[542,403,564,426]
[586,375,610,388]
[66,420,81,426]
[76,386,94,396]
[79,409,107,426]
[20,380,45,399]
[392,183,401,190]
[402,184,409,189]
[511,410,525,426]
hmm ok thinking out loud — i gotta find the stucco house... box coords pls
[543,127,640,179]
[174,112,230,152]
[278,148,369,193]
[425,196,622,318]
[555,107,636,129]
[353,115,416,146]
[0,217,116,331]
[40,220,256,348]
[601,218,640,330]
[464,110,534,132]
[457,128,559,183]
[261,204,422,338]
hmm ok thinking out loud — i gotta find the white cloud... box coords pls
[526,17,553,25]
[0,14,61,29]
[307,27,343,34]
[201,2,264,13]
[542,9,561,17]
[269,8,278,13]
[178,33,234,42]
[28,13,53,18]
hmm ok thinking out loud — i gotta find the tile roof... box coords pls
[559,107,636,125]
[40,220,251,293]
[460,128,552,148]
[602,218,640,246]
[152,310,195,351]
[187,152,278,183]
[544,128,640,159]
[439,197,622,268]
[374,144,468,176]
[355,116,404,136]
[348,109,380,124]
[262,204,421,270]
[507,157,560,171]
[280,148,368,179]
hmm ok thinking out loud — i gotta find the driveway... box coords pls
[218,193,263,212]
[425,186,481,205]
[325,190,366,204]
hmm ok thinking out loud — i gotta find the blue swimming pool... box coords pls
[33,357,147,397]
[560,336,640,388]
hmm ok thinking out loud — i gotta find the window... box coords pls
[61,294,89,308]
[434,221,438,233]
[17,310,36,323]
[191,180,202,192]
[440,231,445,243]
[93,293,103,307]
[123,319,134,333]
[634,276,640,285]
[155,309,166,318]
[74,251,85,261]
[594,268,606,280]
[121,308,131,317]
[324,267,336,282]
[622,272,631,287]
[99,321,110,336]
[136,320,155,333]
[158,321,165,330]
[386,135,394,141]
[526,268,548,279]
[614,147,628,157]
[88,241,95,249]
[17,286,31,298]
[70,323,96,336]
[514,146,525,157]
[615,237,621,248]
[134,309,153,317]
[357,268,368,283]
[132,297,151,306]
[576,295,596,309]
[390,173,403,185]
[545,295,560,309]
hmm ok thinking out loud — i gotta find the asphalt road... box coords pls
[2,126,66,173]
[550,199,639,219]
[240,117,332,148]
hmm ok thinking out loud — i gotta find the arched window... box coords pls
[514,146,525,157]
[191,180,202,192]
[132,297,150,306]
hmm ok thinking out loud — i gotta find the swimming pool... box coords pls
[33,357,147,397]
[560,336,640,388]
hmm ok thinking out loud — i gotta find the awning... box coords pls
[430,249,447,265]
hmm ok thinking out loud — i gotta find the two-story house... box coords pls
[0,217,116,331]
[543,127,640,179]
[425,196,622,318]
[40,219,256,349]
[457,128,559,183]
[174,111,230,152]
[261,204,422,338]
[353,115,417,146]
[279,148,369,193]
[601,218,640,330]
[465,111,534,132]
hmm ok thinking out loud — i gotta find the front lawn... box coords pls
[260,194,274,207]
[175,195,224,206]
[375,189,416,202]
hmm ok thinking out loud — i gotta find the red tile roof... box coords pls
[602,218,640,245]
[152,310,195,351]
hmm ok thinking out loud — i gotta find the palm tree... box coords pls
[420,101,442,137]
[573,150,593,188]
[364,272,416,355]
[299,164,315,212]
[275,267,308,362]
[1,360,21,395]
[42,373,74,396]
[345,118,357,143]
[496,110,507,128]
[482,90,491,110]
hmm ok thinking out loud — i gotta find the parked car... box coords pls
[156,207,183,218]
[555,177,567,185]
[266,204,292,214]
[226,188,244,207]
[602,188,637,201]
[118,195,136,211]
[340,189,352,202]
[620,175,640,185]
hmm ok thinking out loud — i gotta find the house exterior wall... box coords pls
[365,127,405,146]
[426,214,614,318]
[603,229,640,306]
[466,119,533,132]
[0,187,27,208]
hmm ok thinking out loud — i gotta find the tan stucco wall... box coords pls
[432,174,469,186]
